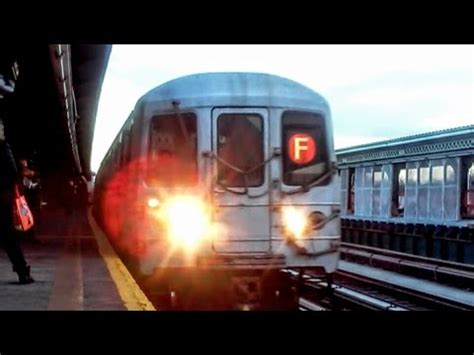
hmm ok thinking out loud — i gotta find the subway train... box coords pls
[337,125,474,264]
[93,72,341,309]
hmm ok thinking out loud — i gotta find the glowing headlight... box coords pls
[282,206,308,239]
[161,196,210,248]
[147,197,160,208]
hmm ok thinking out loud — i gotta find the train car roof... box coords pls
[138,72,329,111]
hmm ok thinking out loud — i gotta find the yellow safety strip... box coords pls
[88,209,156,310]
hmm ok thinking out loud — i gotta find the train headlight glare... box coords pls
[282,206,308,239]
[147,197,160,208]
[163,197,209,248]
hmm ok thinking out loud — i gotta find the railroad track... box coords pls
[121,242,473,311]
[340,242,474,290]
[286,265,473,311]
[298,297,328,311]
[287,270,409,311]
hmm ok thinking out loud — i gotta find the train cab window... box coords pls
[217,114,264,187]
[282,111,329,186]
[391,163,406,217]
[146,113,197,187]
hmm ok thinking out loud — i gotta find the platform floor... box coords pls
[0,208,155,311]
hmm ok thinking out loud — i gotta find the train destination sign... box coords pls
[288,133,316,164]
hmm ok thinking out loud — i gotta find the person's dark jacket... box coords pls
[0,140,18,192]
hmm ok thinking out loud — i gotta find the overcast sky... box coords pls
[90,45,473,172]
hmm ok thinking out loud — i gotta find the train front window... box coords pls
[282,111,329,186]
[147,113,197,187]
[217,114,264,187]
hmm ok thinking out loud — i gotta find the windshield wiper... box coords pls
[285,162,337,195]
[172,100,189,141]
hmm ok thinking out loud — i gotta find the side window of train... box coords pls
[147,113,198,187]
[391,163,406,217]
[281,111,329,187]
[217,113,264,187]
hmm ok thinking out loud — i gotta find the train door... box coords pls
[211,108,271,253]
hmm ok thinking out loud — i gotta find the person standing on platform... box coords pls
[0,118,35,284]
[0,56,35,284]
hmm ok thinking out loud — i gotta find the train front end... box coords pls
[134,73,341,308]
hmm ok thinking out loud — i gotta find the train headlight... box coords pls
[147,197,160,208]
[282,206,308,239]
[162,196,210,248]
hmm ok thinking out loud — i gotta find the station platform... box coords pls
[0,210,155,311]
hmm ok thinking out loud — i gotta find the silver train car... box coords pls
[93,72,340,308]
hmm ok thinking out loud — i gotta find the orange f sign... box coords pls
[288,133,316,164]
